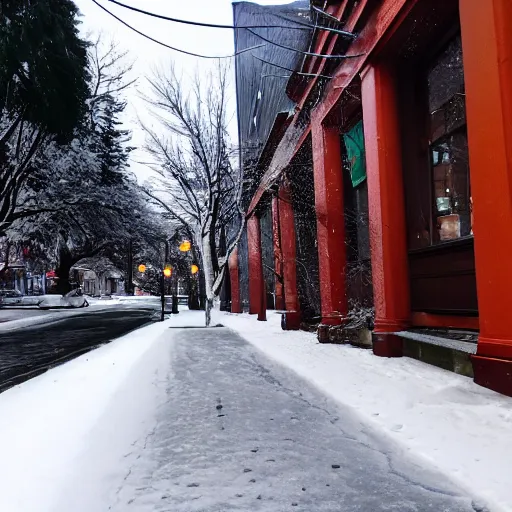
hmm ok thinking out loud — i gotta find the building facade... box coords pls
[72,258,125,297]
[0,240,46,294]
[231,0,512,396]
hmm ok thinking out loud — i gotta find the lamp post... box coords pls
[160,268,165,321]
[127,239,134,295]
[161,266,172,321]
[160,240,170,321]
[171,274,179,314]
[172,240,192,313]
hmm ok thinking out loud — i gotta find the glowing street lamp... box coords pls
[163,267,172,278]
[179,240,191,252]
[191,264,199,275]
[138,264,146,273]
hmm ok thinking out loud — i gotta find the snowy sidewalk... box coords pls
[0,309,508,511]
[0,310,485,512]
[221,311,512,512]
[29,313,481,511]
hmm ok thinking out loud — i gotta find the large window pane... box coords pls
[428,35,471,243]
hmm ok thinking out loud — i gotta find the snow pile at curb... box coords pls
[222,311,512,512]
[0,319,173,512]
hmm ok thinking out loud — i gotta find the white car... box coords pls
[38,290,89,309]
[0,289,24,306]
[0,290,50,307]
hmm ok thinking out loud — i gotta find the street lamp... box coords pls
[179,240,191,252]
[191,264,199,275]
[138,264,146,273]
[160,266,174,319]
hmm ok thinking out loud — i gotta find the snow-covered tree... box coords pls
[87,38,135,186]
[141,63,244,325]
[0,0,90,235]
[4,36,159,293]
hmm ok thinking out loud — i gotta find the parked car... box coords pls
[19,295,45,306]
[0,290,47,307]
[0,289,23,306]
[38,289,89,309]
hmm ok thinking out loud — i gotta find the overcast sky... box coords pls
[74,0,292,180]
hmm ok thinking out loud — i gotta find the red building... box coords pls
[231,0,512,397]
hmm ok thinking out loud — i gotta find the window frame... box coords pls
[424,32,472,246]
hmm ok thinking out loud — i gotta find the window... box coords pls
[428,35,471,243]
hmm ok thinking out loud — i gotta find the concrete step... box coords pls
[395,330,477,378]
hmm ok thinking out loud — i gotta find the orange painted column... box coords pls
[228,247,241,314]
[278,180,300,329]
[247,214,266,321]
[361,62,410,357]
[271,194,285,311]
[460,0,512,396]
[311,121,348,325]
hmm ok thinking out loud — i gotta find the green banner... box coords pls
[343,120,367,188]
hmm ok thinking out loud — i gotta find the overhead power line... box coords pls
[262,75,295,80]
[311,5,344,25]
[247,28,363,60]
[105,0,356,39]
[91,0,264,59]
[271,11,355,39]
[253,55,333,80]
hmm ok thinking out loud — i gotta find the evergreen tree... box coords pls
[97,96,131,185]
[0,0,91,236]
[87,39,134,186]
[0,0,90,138]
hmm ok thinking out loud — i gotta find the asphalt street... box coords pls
[0,308,157,393]
[107,325,481,512]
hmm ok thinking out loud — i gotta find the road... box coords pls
[0,308,64,323]
[0,307,157,393]
[104,325,479,512]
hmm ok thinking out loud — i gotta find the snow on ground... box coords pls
[0,317,175,512]
[221,311,512,512]
[82,323,479,512]
[87,295,161,307]
[0,306,509,511]
[0,308,480,512]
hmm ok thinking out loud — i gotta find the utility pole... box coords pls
[160,269,165,321]
[160,240,170,321]
[165,240,169,293]
[127,239,133,295]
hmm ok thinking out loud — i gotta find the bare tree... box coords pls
[4,35,146,293]
[141,63,244,326]
[87,36,136,130]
